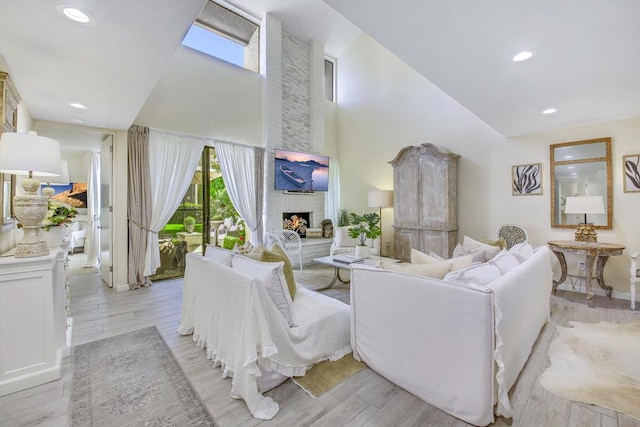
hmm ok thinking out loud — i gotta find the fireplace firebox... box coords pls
[282,212,310,237]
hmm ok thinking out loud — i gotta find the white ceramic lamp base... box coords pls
[14,195,49,258]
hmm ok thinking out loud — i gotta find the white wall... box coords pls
[135,46,263,147]
[61,149,92,183]
[489,117,640,295]
[335,34,504,253]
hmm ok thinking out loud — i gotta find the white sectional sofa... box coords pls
[178,248,350,420]
[349,244,555,426]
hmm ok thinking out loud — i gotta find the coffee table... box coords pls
[312,255,390,291]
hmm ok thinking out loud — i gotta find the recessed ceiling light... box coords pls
[568,166,575,169]
[56,5,94,24]
[512,51,534,62]
[69,102,88,110]
[565,155,573,159]
[542,108,557,115]
[71,118,86,124]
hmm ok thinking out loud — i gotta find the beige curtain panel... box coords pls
[127,125,152,289]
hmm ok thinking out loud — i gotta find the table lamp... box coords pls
[0,132,62,257]
[564,196,604,243]
[368,189,393,256]
[36,160,70,198]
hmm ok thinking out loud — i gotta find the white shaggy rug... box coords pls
[540,319,640,420]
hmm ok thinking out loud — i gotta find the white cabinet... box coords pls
[390,143,460,262]
[0,249,70,396]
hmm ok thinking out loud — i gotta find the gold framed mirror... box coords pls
[550,137,612,229]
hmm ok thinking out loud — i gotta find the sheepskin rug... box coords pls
[540,319,640,420]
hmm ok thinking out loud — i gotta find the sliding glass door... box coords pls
[149,147,239,281]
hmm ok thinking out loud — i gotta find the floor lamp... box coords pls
[368,189,393,256]
[0,132,62,258]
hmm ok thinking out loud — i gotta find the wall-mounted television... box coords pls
[274,149,329,192]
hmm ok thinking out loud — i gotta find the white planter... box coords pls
[355,245,370,259]
[42,226,69,248]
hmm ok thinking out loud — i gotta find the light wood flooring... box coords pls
[1,254,639,427]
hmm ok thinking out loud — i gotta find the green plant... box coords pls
[41,200,78,231]
[337,209,350,227]
[347,212,380,246]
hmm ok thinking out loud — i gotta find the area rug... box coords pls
[540,319,640,420]
[72,326,217,426]
[293,353,366,398]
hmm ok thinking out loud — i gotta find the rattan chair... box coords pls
[496,224,528,250]
[264,229,303,271]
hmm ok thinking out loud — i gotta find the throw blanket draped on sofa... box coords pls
[178,253,350,420]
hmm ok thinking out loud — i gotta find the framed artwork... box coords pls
[512,163,542,196]
[623,154,640,193]
[41,182,88,208]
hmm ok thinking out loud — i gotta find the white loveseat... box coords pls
[349,245,555,426]
[178,250,350,420]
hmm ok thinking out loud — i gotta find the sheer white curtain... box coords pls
[84,151,100,267]
[213,140,264,245]
[325,158,341,225]
[144,130,205,276]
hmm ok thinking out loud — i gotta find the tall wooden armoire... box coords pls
[390,143,460,262]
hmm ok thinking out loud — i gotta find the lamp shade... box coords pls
[35,160,70,185]
[564,196,605,214]
[0,132,62,177]
[368,189,394,208]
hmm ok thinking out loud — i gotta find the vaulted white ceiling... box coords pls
[323,0,640,137]
[0,0,638,148]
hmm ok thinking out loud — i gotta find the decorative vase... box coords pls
[355,245,370,259]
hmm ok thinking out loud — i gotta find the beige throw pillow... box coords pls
[410,248,473,272]
[381,261,451,279]
[462,236,501,261]
[262,244,297,300]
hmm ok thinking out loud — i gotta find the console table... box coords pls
[0,247,70,396]
[547,240,625,307]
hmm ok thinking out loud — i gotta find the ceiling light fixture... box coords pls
[542,108,557,115]
[512,51,534,62]
[69,102,88,110]
[71,118,86,124]
[57,5,94,24]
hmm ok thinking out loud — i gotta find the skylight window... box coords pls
[182,25,244,67]
[181,1,259,72]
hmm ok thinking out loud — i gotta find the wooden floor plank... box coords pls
[0,254,638,426]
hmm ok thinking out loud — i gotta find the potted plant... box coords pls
[347,212,380,258]
[183,216,196,233]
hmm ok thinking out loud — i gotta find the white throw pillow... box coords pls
[509,242,535,263]
[452,243,486,262]
[203,244,234,267]
[334,226,358,247]
[462,236,501,261]
[381,261,451,279]
[232,256,294,326]
[443,262,501,286]
[429,251,445,260]
[489,250,521,275]
[411,248,473,272]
